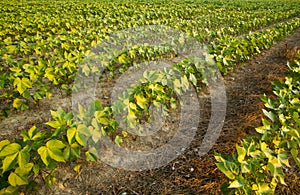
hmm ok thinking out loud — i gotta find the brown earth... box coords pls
[1,28,300,194]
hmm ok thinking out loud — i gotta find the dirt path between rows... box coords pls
[1,28,300,194]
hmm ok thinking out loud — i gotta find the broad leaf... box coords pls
[8,172,27,187]
[18,147,30,168]
[37,146,49,166]
[0,140,10,152]
[2,153,18,173]
[46,140,65,150]
[0,143,21,158]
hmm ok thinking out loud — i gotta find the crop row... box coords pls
[1,0,300,114]
[0,0,300,193]
[216,51,300,194]
[0,42,217,193]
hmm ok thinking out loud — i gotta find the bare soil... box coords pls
[1,28,300,194]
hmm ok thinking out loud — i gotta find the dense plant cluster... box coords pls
[215,51,300,194]
[1,0,300,193]
[1,0,300,114]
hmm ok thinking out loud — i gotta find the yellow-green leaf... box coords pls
[118,53,127,64]
[228,180,243,188]
[127,110,137,128]
[73,164,81,174]
[173,79,181,94]
[0,143,21,158]
[0,185,18,195]
[85,147,98,162]
[258,183,272,194]
[134,94,147,109]
[236,144,246,163]
[15,163,33,176]
[45,121,61,129]
[18,147,30,168]
[48,149,65,163]
[37,146,49,166]
[0,140,10,151]
[13,77,32,95]
[115,135,123,146]
[28,125,37,139]
[95,111,110,125]
[2,153,18,173]
[46,140,65,150]
[75,133,86,147]
[67,127,77,144]
[8,172,28,187]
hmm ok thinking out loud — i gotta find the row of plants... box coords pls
[0,45,218,193]
[1,0,300,194]
[215,51,300,194]
[211,18,300,74]
[1,0,300,115]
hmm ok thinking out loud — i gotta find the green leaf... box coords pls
[262,109,276,122]
[173,79,181,94]
[63,144,80,161]
[0,143,21,158]
[6,45,17,54]
[236,144,246,163]
[0,186,18,195]
[81,64,90,76]
[216,162,236,180]
[127,110,137,128]
[67,127,77,144]
[134,94,147,109]
[33,164,40,175]
[278,149,290,167]
[12,98,28,110]
[180,75,189,92]
[2,153,18,173]
[0,140,10,151]
[93,100,103,111]
[18,147,30,168]
[90,125,102,143]
[189,73,197,86]
[31,132,43,141]
[75,133,87,147]
[257,183,273,194]
[77,124,91,137]
[118,53,127,64]
[261,142,273,159]
[13,77,32,95]
[47,149,65,163]
[114,135,123,146]
[22,126,42,141]
[94,111,110,125]
[21,131,30,142]
[8,172,27,187]
[45,121,61,129]
[292,112,300,126]
[15,163,33,176]
[46,140,65,150]
[37,146,49,166]
[45,170,56,187]
[77,104,86,120]
[228,180,243,188]
[85,147,98,162]
[28,125,37,139]
[37,140,66,163]
[291,148,300,168]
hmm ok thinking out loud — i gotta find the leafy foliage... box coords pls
[1,0,300,194]
[0,0,300,113]
[215,51,300,194]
